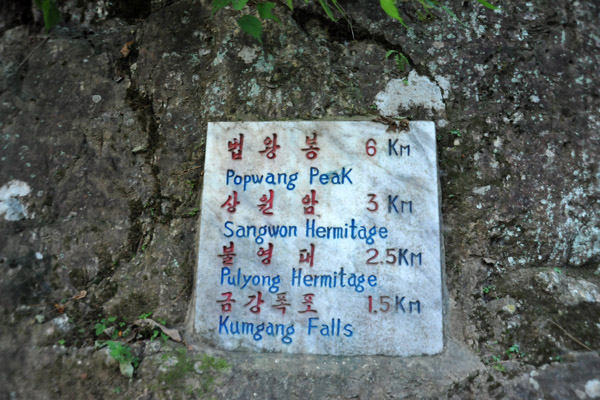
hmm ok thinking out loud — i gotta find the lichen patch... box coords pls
[375,71,446,116]
[0,180,31,221]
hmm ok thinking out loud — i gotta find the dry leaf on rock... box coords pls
[101,326,115,338]
[372,115,410,132]
[134,318,182,342]
[72,290,87,300]
[120,41,134,57]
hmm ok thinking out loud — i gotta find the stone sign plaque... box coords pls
[194,121,443,356]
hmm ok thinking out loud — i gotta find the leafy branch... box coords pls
[384,0,499,26]
[213,0,500,43]
[35,0,499,43]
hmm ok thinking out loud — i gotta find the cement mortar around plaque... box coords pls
[194,121,444,356]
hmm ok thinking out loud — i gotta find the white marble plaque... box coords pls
[194,121,443,356]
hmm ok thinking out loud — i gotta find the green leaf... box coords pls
[420,0,437,10]
[138,311,153,319]
[395,54,409,72]
[318,0,336,21]
[237,15,263,43]
[416,10,430,22]
[286,0,293,10]
[475,0,499,11]
[95,323,106,336]
[331,0,346,18]
[232,0,249,10]
[160,332,169,345]
[440,5,464,25]
[212,0,231,15]
[380,0,407,27]
[40,0,60,32]
[107,316,117,323]
[385,50,398,59]
[257,2,280,23]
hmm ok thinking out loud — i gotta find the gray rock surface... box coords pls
[0,0,599,398]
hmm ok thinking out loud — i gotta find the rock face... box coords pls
[0,0,598,398]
